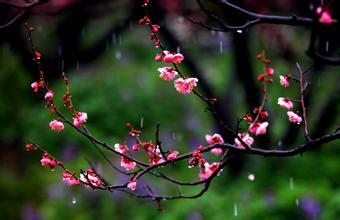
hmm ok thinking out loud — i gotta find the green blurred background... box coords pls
[0,0,339,219]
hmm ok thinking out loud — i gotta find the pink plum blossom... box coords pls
[80,169,102,188]
[73,112,88,127]
[211,148,223,155]
[40,153,58,169]
[174,77,198,95]
[155,53,163,61]
[320,11,332,24]
[249,122,269,136]
[287,111,302,124]
[317,7,332,24]
[62,171,80,186]
[205,133,224,155]
[278,97,294,109]
[234,133,254,148]
[167,150,179,160]
[31,81,43,93]
[199,162,222,180]
[205,133,224,145]
[132,144,139,151]
[172,53,184,63]
[44,90,54,100]
[49,120,65,131]
[163,52,174,63]
[121,157,136,170]
[152,25,160,32]
[127,180,137,190]
[266,67,275,76]
[279,75,290,87]
[157,67,178,81]
[114,143,126,154]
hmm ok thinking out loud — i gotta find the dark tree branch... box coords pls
[0,0,46,29]
[213,0,336,28]
[194,0,340,65]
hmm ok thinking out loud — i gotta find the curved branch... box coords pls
[195,0,339,33]
[0,0,46,29]
[213,0,337,28]
[222,131,339,157]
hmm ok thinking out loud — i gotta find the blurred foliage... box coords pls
[0,1,339,220]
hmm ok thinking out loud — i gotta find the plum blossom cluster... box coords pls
[114,143,137,170]
[139,11,198,95]
[22,0,339,205]
[117,123,181,170]
[205,133,224,155]
[277,78,302,125]
[80,169,103,189]
[316,6,333,24]
[187,145,223,180]
[233,53,274,148]
[117,124,226,186]
[26,142,102,188]
[29,50,88,131]
[62,171,80,186]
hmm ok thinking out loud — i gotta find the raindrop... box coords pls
[112,33,116,45]
[210,30,216,36]
[219,40,223,53]
[119,35,122,45]
[72,197,77,204]
[176,46,181,53]
[76,60,80,71]
[233,203,238,217]
[61,59,64,71]
[115,51,122,60]
[325,41,329,53]
[289,177,294,190]
[172,133,176,140]
[296,198,299,206]
[58,46,63,57]
[140,117,144,128]
[236,29,243,34]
